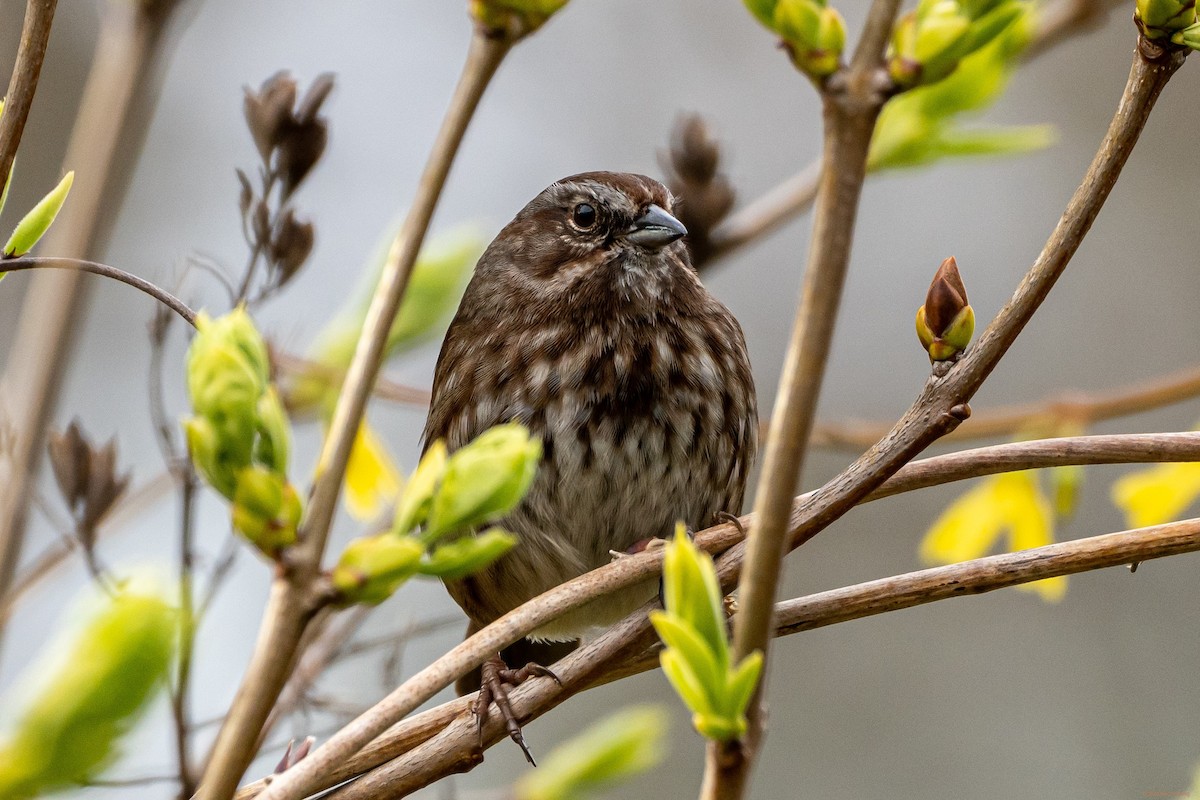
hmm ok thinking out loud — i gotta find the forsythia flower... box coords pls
[1111,462,1200,529]
[342,421,403,521]
[921,471,1065,601]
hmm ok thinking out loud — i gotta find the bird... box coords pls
[422,171,757,760]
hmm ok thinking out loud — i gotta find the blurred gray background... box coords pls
[1,1,1199,798]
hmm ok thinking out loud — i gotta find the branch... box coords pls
[251,22,1184,800]
[813,361,1200,449]
[719,2,901,796]
[236,428,1200,799]
[0,0,57,196]
[0,256,197,325]
[0,471,172,626]
[270,350,432,410]
[298,515,1200,800]
[196,29,512,800]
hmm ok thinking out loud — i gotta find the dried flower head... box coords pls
[661,114,735,270]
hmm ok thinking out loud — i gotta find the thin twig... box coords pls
[271,351,432,410]
[0,0,57,197]
[171,475,199,797]
[259,607,373,752]
[813,361,1200,448]
[0,256,198,325]
[196,29,512,800]
[718,2,901,796]
[703,162,821,264]
[0,471,173,626]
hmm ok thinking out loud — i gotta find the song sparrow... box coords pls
[423,171,757,755]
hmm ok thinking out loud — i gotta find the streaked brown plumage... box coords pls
[424,171,756,670]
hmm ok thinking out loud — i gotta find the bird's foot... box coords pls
[475,654,561,765]
[610,535,672,562]
[714,510,746,537]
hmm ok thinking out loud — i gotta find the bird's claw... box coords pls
[475,654,561,765]
[714,510,746,537]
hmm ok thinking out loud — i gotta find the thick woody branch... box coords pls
[718,2,902,796]
[236,429,1200,799]
[273,514,1200,800]
[249,23,1183,800]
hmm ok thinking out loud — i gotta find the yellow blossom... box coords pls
[342,421,402,521]
[921,471,1065,602]
[1111,462,1200,529]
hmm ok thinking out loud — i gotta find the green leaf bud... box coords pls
[661,524,726,660]
[331,534,424,605]
[955,1,1025,57]
[916,256,974,362]
[231,466,300,553]
[417,527,517,580]
[254,386,292,475]
[425,423,541,540]
[0,583,175,796]
[468,0,569,38]
[3,171,74,257]
[184,416,238,498]
[1136,0,1196,38]
[513,706,668,800]
[186,308,269,419]
[393,440,448,536]
[1171,21,1200,49]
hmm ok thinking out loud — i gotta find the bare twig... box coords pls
[0,0,188,653]
[0,0,57,195]
[0,256,198,325]
[813,361,1200,448]
[718,3,901,796]
[703,162,820,264]
[0,471,172,625]
[196,29,512,800]
[171,475,199,797]
[271,350,432,411]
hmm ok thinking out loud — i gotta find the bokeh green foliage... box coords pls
[286,228,481,418]
[0,585,176,797]
[513,706,669,800]
[871,2,1053,170]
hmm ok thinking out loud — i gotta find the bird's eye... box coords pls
[571,203,598,230]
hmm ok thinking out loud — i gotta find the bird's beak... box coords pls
[626,204,687,249]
